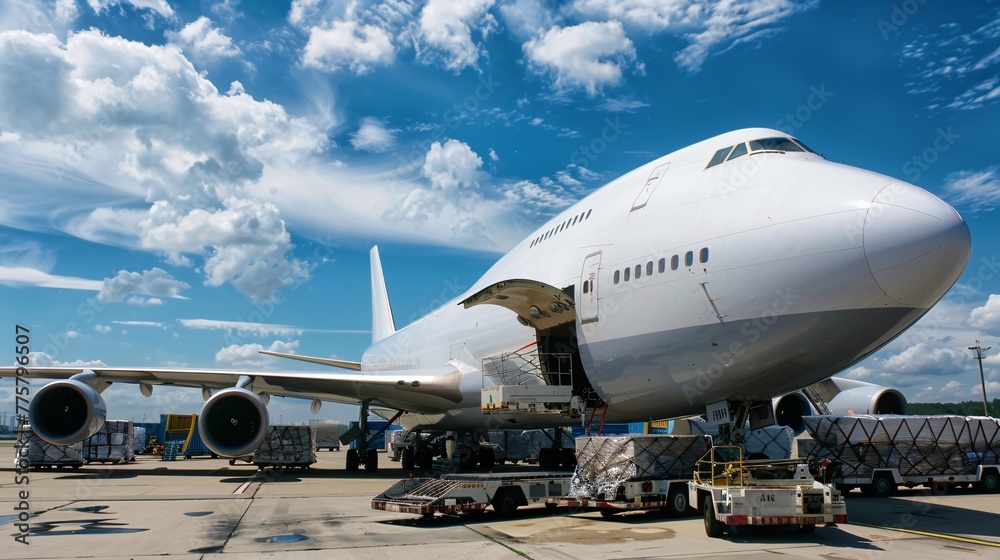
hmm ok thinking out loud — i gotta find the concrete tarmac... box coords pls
[2,442,999,559]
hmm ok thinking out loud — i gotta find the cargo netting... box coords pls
[688,420,794,459]
[84,420,135,463]
[799,415,1000,478]
[15,424,84,466]
[569,435,712,499]
[253,425,317,465]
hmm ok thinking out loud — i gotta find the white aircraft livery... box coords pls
[2,128,971,470]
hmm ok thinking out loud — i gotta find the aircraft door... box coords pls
[580,251,602,324]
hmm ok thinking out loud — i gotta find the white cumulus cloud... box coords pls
[98,267,189,302]
[350,117,398,152]
[215,339,300,368]
[524,20,640,96]
[969,294,1000,335]
[422,139,483,191]
[87,0,175,19]
[416,0,496,73]
[301,19,395,73]
[166,16,241,63]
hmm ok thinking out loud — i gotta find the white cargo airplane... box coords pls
[3,128,971,471]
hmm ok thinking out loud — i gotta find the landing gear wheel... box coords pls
[457,445,476,469]
[558,448,576,469]
[401,448,415,470]
[703,495,723,538]
[666,485,691,517]
[478,447,496,470]
[346,448,360,471]
[365,448,379,472]
[538,448,558,469]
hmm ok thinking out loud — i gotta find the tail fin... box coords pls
[370,246,396,343]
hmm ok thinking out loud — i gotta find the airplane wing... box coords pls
[0,364,466,412]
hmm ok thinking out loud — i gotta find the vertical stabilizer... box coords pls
[370,246,396,343]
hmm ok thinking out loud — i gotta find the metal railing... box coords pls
[693,445,746,487]
[482,350,573,388]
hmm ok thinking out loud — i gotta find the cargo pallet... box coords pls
[373,472,572,518]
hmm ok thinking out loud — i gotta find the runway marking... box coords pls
[851,521,1000,548]
[233,480,252,494]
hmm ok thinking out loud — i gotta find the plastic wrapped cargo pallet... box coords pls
[801,415,1000,478]
[488,429,574,463]
[688,420,795,460]
[569,435,712,499]
[84,420,135,464]
[253,425,317,468]
[133,426,147,453]
[14,424,84,469]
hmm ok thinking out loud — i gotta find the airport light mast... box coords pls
[969,341,992,416]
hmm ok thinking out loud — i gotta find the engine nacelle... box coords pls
[772,392,813,434]
[198,387,269,457]
[827,386,907,415]
[28,379,107,445]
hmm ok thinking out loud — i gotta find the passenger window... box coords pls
[635,264,641,279]
[706,146,733,168]
[658,258,665,273]
[614,270,620,284]
[700,247,709,263]
[671,255,679,270]
[646,261,653,276]
[685,251,693,267]
[727,142,747,160]
[624,267,630,282]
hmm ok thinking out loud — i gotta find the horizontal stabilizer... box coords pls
[259,350,362,371]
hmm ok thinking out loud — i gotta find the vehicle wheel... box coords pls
[365,448,379,472]
[401,448,416,470]
[229,459,236,466]
[870,473,896,498]
[346,449,360,471]
[666,485,691,517]
[478,447,496,470]
[931,481,950,495]
[492,490,519,516]
[600,509,617,519]
[799,524,816,534]
[977,469,1000,493]
[703,495,724,538]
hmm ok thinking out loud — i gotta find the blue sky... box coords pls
[1,0,999,425]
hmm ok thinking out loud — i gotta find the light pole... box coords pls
[969,341,992,417]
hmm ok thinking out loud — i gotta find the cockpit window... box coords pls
[727,142,748,161]
[706,146,733,169]
[749,137,807,153]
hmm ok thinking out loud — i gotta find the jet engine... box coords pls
[772,392,813,433]
[28,378,107,445]
[825,384,907,415]
[773,377,908,433]
[198,386,269,457]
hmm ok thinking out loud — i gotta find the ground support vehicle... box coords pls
[565,434,712,518]
[690,446,847,538]
[310,420,342,451]
[800,415,1000,497]
[372,472,572,518]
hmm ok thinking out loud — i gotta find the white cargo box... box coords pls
[481,384,574,412]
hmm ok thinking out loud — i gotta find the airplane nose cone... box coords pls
[863,183,971,307]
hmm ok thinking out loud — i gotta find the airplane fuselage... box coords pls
[363,128,971,431]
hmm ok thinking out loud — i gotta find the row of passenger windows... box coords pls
[705,137,815,169]
[613,247,710,284]
[530,208,593,248]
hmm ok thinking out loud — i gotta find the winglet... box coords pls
[370,246,396,343]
